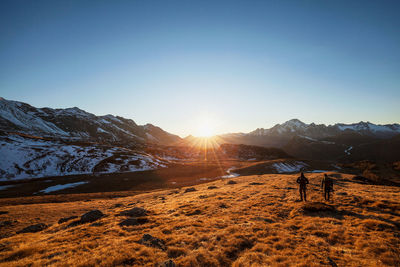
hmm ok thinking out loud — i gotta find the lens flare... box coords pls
[195,117,217,137]
[196,124,215,137]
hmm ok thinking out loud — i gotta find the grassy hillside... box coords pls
[0,173,399,266]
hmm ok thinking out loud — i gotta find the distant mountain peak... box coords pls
[286,118,304,123]
[281,119,307,127]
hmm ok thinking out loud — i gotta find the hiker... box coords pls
[321,174,334,201]
[296,172,309,201]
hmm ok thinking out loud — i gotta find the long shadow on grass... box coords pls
[339,210,400,230]
[303,207,400,230]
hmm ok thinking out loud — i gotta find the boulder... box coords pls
[139,234,166,250]
[80,210,104,223]
[17,223,48,234]
[118,207,147,217]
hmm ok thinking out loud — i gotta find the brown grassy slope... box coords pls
[0,173,399,266]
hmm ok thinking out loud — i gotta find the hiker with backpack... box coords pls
[321,173,334,201]
[296,172,309,201]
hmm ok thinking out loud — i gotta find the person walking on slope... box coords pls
[296,172,309,201]
[321,173,334,201]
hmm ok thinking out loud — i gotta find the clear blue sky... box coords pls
[1,0,399,136]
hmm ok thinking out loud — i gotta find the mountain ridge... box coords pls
[0,97,181,146]
[2,98,399,142]
[1,98,399,163]
[248,118,400,138]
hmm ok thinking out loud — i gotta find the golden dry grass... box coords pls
[0,172,399,266]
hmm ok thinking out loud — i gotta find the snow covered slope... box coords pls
[0,134,168,181]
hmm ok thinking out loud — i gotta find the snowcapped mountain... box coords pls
[249,119,400,139]
[0,97,181,146]
[336,121,400,137]
[219,119,400,161]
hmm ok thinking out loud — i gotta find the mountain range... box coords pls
[1,97,399,180]
[220,119,400,161]
[249,118,400,138]
[1,98,399,146]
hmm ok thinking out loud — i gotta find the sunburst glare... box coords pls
[195,117,217,137]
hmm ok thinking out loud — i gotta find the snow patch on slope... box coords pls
[39,181,88,194]
[273,161,307,173]
[345,146,353,155]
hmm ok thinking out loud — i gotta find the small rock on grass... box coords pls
[118,207,147,217]
[67,210,104,227]
[119,217,149,227]
[139,234,166,250]
[327,257,338,267]
[227,180,237,185]
[184,187,196,193]
[17,223,48,234]
[80,210,104,223]
[157,259,176,267]
[207,186,218,189]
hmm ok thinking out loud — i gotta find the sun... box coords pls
[195,118,217,137]
[196,124,215,137]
